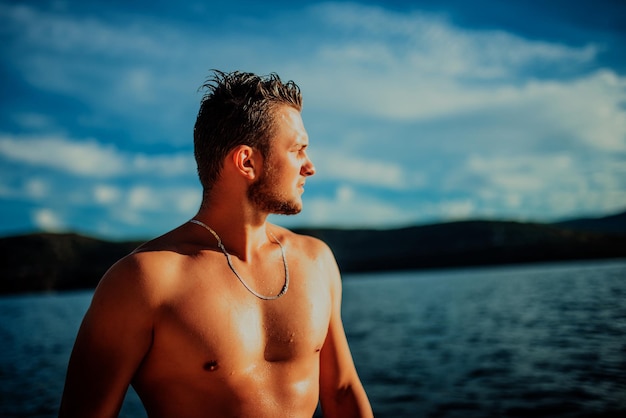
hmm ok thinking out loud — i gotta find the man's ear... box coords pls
[231,145,257,180]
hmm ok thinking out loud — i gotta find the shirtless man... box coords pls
[59,70,373,418]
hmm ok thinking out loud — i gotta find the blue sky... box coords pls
[1,0,625,239]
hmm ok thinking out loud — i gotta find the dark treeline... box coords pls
[1,211,625,294]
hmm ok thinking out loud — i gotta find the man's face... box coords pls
[247,106,315,215]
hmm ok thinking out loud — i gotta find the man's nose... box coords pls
[302,156,316,177]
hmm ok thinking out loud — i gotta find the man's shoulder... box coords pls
[98,232,200,296]
[271,225,336,264]
[130,224,212,261]
[273,225,328,249]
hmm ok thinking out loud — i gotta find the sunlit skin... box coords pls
[59,105,373,418]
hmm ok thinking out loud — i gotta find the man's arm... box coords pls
[59,255,156,417]
[318,245,373,418]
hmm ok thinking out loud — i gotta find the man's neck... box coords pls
[192,203,273,262]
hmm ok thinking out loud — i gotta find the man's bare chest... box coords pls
[149,267,332,372]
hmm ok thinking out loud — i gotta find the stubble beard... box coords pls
[247,163,302,216]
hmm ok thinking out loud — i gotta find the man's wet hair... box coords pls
[194,70,303,195]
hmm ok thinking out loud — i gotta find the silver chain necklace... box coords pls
[189,219,289,300]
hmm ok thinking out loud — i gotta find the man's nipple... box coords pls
[203,360,219,372]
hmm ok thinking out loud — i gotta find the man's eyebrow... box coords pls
[292,140,308,148]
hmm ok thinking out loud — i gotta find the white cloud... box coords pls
[529,70,626,152]
[464,153,588,196]
[5,1,603,128]
[174,188,202,213]
[438,199,476,220]
[122,68,158,104]
[36,180,200,236]
[3,4,181,60]
[128,186,154,210]
[299,3,602,121]
[318,5,596,77]
[93,184,121,204]
[0,134,195,178]
[0,1,624,234]
[311,148,425,190]
[0,134,124,177]
[116,185,200,218]
[13,112,57,131]
[296,192,480,227]
[131,153,193,177]
[295,186,417,228]
[33,208,64,231]
[449,151,626,220]
[466,153,575,193]
[25,179,49,199]
[336,185,356,203]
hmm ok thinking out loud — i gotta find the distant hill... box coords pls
[294,217,626,273]
[0,233,142,294]
[553,210,626,235]
[1,211,625,294]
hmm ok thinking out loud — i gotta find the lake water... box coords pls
[1,259,625,417]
